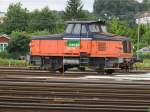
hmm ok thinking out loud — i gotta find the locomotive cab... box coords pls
[64,21,107,39]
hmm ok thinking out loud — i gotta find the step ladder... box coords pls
[80,52,89,67]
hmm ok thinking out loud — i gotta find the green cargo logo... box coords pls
[67,40,80,47]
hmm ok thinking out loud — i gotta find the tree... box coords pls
[7,31,31,59]
[108,19,130,36]
[93,0,150,20]
[2,2,29,34]
[27,7,62,33]
[142,31,150,46]
[64,0,87,20]
[107,19,138,52]
[0,23,4,33]
[139,0,150,12]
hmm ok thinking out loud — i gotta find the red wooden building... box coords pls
[0,34,10,52]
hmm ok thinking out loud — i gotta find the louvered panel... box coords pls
[98,42,106,51]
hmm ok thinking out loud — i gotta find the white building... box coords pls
[0,12,5,23]
[0,12,5,17]
[138,46,150,53]
[136,12,150,24]
[0,34,10,52]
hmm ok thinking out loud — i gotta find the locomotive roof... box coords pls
[32,34,63,40]
[66,21,105,24]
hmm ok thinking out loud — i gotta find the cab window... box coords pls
[101,25,107,32]
[65,24,74,33]
[89,24,100,33]
[81,25,87,34]
[72,24,81,34]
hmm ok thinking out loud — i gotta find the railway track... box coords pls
[0,68,149,78]
[0,67,100,76]
[0,77,149,112]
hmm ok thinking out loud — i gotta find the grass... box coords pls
[0,58,149,69]
[135,59,150,69]
[29,30,50,36]
[0,58,28,67]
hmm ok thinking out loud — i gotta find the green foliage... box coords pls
[0,51,10,59]
[82,10,97,20]
[29,30,50,36]
[139,53,150,59]
[107,19,137,41]
[107,19,138,52]
[138,0,150,12]
[141,26,150,46]
[29,29,66,37]
[108,19,130,36]
[0,58,28,66]
[2,2,29,34]
[132,25,150,51]
[64,0,87,20]
[108,19,150,56]
[0,2,64,34]
[7,31,31,58]
[0,23,4,33]
[93,0,150,20]
[27,7,63,33]
[135,59,150,69]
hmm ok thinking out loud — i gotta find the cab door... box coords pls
[80,24,92,54]
[63,24,81,56]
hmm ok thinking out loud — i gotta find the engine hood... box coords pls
[93,32,130,41]
[32,34,63,40]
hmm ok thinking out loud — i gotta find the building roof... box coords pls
[0,12,5,18]
[136,11,150,18]
[137,46,150,53]
[0,34,10,40]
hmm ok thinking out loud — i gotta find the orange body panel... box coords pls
[30,39,132,58]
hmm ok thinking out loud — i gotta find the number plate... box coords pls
[67,40,80,47]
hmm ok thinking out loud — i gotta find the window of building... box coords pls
[0,43,8,52]
[3,44,7,50]
[0,44,3,52]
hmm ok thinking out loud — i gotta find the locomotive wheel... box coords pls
[96,67,105,75]
[58,67,67,74]
[105,69,114,75]
[97,69,105,75]
[79,67,86,71]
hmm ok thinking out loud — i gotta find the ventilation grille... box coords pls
[98,42,106,51]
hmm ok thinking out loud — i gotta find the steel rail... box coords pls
[0,77,149,112]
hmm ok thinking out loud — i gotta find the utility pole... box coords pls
[137,21,140,60]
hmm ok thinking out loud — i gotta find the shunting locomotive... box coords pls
[30,21,133,74]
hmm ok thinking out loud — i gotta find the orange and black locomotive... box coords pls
[30,21,133,74]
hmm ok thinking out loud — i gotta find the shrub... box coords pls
[139,53,150,59]
[29,30,50,36]
[135,59,150,69]
[0,58,28,66]
[0,51,10,59]
[7,31,31,59]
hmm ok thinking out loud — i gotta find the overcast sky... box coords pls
[0,0,94,12]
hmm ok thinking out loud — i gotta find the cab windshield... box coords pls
[89,24,100,33]
[89,24,107,33]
